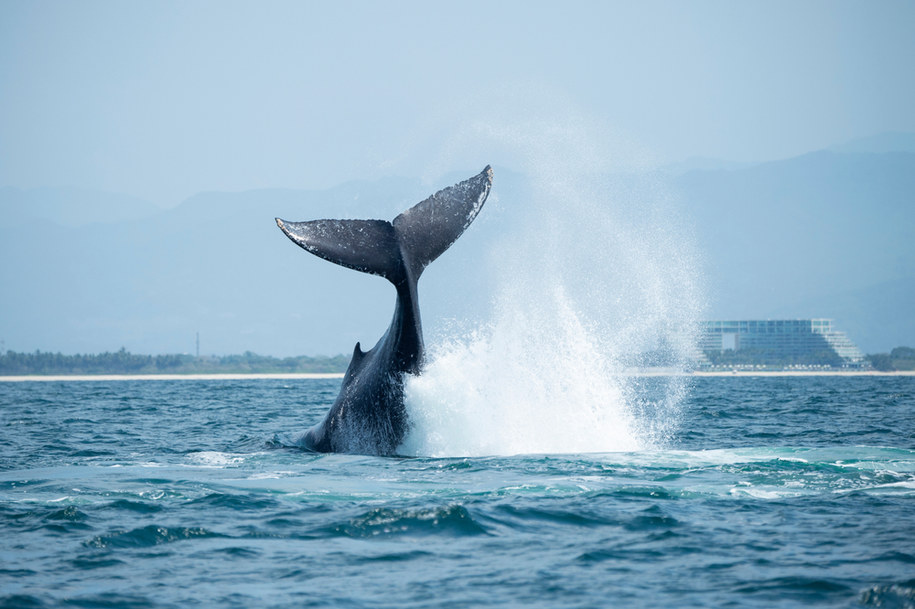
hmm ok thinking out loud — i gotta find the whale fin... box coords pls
[342,341,366,383]
[277,165,492,283]
[352,341,366,364]
[393,165,492,277]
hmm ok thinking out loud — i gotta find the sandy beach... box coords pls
[690,370,915,377]
[0,373,346,382]
[1,370,913,382]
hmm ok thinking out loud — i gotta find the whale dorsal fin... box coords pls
[277,166,492,284]
[393,165,492,277]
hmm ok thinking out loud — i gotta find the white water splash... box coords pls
[401,285,641,457]
[399,114,703,458]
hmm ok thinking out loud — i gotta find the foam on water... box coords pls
[186,451,246,467]
[400,117,703,457]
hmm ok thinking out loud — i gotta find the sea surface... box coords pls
[1,376,913,608]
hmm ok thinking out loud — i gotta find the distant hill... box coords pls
[0,186,161,229]
[662,157,754,175]
[0,169,516,357]
[675,149,915,352]
[2,144,912,356]
[770,277,915,355]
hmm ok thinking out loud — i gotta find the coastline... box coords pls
[688,370,915,377]
[1,370,914,382]
[0,373,346,382]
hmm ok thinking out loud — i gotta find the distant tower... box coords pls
[196,332,200,358]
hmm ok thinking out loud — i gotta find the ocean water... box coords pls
[1,375,913,609]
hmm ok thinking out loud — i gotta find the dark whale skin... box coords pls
[276,166,493,455]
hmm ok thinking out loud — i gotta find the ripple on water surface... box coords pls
[1,377,914,609]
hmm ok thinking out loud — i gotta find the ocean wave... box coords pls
[860,581,915,609]
[326,504,489,539]
[85,525,225,549]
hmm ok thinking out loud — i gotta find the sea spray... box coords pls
[401,285,639,457]
[400,116,703,457]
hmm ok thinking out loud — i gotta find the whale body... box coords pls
[276,166,493,455]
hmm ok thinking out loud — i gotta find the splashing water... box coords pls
[399,116,703,458]
[401,285,640,457]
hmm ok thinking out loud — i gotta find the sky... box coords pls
[1,1,914,358]
[2,0,914,207]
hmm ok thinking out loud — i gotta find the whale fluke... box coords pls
[277,165,492,285]
[275,165,493,455]
[275,218,402,280]
[392,165,492,278]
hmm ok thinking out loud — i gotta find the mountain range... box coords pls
[673,136,914,353]
[1,133,912,355]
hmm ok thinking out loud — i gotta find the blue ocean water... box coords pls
[1,376,913,608]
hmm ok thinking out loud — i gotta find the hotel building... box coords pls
[698,319,868,369]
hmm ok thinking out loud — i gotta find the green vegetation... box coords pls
[0,349,349,376]
[703,348,846,368]
[6,346,913,375]
[866,346,915,372]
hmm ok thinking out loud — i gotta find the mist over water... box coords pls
[401,118,704,457]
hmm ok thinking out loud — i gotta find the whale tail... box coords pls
[276,166,492,285]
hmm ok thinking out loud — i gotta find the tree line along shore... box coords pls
[0,349,349,376]
[1,346,913,376]
[865,346,915,371]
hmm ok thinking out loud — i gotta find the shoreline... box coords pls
[0,373,346,382]
[635,368,915,377]
[1,370,914,382]
[689,370,915,377]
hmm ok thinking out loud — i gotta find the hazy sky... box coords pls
[2,0,914,206]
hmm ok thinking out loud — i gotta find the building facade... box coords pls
[698,319,868,369]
